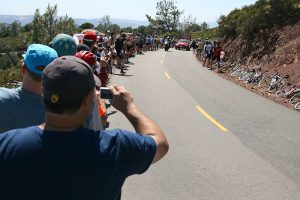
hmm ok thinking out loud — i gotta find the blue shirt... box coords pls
[0,87,103,133]
[0,126,156,200]
[0,87,44,133]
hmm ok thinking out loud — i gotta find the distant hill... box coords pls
[0,15,34,25]
[0,15,149,28]
[0,15,218,28]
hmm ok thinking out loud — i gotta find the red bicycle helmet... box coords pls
[75,50,96,66]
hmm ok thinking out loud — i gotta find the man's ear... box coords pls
[22,64,26,75]
[82,89,95,109]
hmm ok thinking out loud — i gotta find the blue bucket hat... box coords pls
[23,44,58,76]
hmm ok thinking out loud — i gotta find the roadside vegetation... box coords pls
[217,0,299,85]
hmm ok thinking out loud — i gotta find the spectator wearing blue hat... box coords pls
[0,44,58,133]
[50,34,77,56]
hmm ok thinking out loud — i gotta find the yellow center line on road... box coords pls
[161,60,163,65]
[165,72,172,80]
[195,105,229,132]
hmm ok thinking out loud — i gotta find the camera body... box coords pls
[100,87,113,100]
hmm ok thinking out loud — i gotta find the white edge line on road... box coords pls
[195,105,229,132]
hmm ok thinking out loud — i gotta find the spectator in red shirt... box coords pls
[213,42,223,72]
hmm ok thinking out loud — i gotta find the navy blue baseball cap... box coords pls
[43,56,100,105]
[22,44,58,76]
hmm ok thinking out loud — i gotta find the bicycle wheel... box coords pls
[268,85,275,93]
[276,90,285,97]
[242,73,254,82]
[257,75,265,87]
[289,93,300,104]
[278,81,285,90]
[237,71,248,80]
[295,102,300,110]
[231,70,240,77]
[239,73,249,81]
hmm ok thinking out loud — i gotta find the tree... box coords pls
[200,22,208,30]
[31,9,46,44]
[97,15,112,33]
[137,26,148,36]
[179,15,196,35]
[121,27,134,33]
[21,23,32,32]
[147,0,183,33]
[56,15,76,35]
[43,4,58,44]
[188,23,202,32]
[269,0,299,23]
[0,23,10,38]
[80,22,94,30]
[10,21,21,37]
[108,24,121,33]
[0,22,21,38]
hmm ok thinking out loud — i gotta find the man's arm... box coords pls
[109,85,169,164]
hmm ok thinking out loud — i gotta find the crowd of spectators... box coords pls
[0,30,169,199]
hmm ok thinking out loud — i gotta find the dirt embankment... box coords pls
[220,21,300,108]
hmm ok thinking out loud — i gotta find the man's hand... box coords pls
[109,85,134,114]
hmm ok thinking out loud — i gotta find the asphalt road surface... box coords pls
[107,48,300,200]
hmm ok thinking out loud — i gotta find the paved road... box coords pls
[107,49,300,200]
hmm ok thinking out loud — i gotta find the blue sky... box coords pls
[0,0,257,23]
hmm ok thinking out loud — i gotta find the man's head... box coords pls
[75,50,97,68]
[50,34,77,57]
[83,31,97,49]
[22,44,58,81]
[76,44,91,52]
[43,56,99,118]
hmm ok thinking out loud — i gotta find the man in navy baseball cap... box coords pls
[0,55,169,199]
[43,56,100,105]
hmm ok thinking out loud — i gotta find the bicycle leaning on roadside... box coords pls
[267,70,289,93]
[276,82,300,99]
[230,64,252,81]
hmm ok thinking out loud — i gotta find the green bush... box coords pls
[0,53,22,70]
[218,0,300,40]
[191,28,219,41]
[0,67,22,87]
[0,36,28,53]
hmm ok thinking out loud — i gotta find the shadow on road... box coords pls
[108,110,118,116]
[112,73,133,77]
[126,62,135,65]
